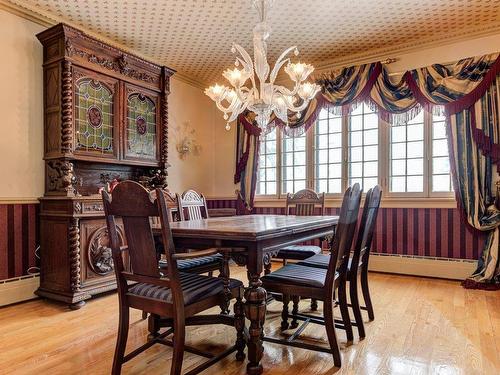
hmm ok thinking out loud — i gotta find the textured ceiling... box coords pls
[6,0,500,85]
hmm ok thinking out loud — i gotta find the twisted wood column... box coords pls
[61,60,73,155]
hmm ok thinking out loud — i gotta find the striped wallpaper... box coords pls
[206,199,485,260]
[0,204,38,281]
[0,200,484,282]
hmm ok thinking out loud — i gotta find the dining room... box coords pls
[0,1,499,374]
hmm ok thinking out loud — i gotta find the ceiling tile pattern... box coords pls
[8,0,500,85]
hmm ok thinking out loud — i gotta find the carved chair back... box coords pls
[176,189,209,221]
[150,190,179,227]
[325,183,362,292]
[350,185,382,275]
[102,181,184,308]
[286,189,325,216]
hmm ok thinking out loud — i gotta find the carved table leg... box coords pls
[244,271,267,375]
[219,250,231,314]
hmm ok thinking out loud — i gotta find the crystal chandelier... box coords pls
[205,0,321,132]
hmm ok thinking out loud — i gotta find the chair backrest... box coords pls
[286,189,325,216]
[325,183,362,292]
[350,185,382,274]
[150,189,180,227]
[176,189,209,221]
[102,181,182,304]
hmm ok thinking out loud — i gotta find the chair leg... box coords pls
[324,299,342,368]
[338,281,353,343]
[112,305,129,375]
[361,268,374,321]
[170,317,186,375]
[290,295,300,329]
[208,271,213,277]
[349,276,365,339]
[141,311,148,320]
[219,252,231,314]
[264,256,272,275]
[281,294,290,330]
[234,291,246,361]
[310,299,318,311]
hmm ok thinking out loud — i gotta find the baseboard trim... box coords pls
[0,275,40,306]
[369,254,476,280]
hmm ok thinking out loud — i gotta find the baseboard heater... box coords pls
[368,253,476,280]
[0,274,40,307]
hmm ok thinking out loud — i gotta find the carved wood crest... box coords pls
[65,38,156,84]
[47,160,76,195]
[87,226,124,275]
[290,189,321,201]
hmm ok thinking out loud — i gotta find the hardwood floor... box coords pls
[1,265,499,375]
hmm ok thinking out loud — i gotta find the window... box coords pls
[257,128,277,195]
[389,111,424,193]
[431,114,453,192]
[255,107,454,199]
[348,103,379,190]
[282,132,307,193]
[314,110,342,193]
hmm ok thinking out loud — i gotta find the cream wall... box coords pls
[0,10,44,201]
[209,33,500,199]
[167,77,216,194]
[0,9,218,201]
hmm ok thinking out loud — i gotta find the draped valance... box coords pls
[234,52,500,287]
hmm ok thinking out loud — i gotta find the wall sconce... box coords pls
[173,122,201,160]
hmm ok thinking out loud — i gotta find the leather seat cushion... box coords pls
[128,272,242,305]
[297,253,330,269]
[159,253,223,271]
[261,264,333,288]
[275,245,322,260]
[298,254,353,271]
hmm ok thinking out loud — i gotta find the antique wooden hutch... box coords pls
[36,24,174,309]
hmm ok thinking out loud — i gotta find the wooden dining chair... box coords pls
[265,188,326,312]
[102,181,245,375]
[297,185,382,338]
[261,184,362,368]
[272,188,326,266]
[155,190,223,277]
[144,190,224,320]
[176,189,209,221]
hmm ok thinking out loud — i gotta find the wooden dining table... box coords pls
[155,214,338,375]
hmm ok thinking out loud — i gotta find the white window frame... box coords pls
[255,110,455,201]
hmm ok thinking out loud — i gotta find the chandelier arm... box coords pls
[274,82,301,97]
[215,96,240,114]
[269,46,296,84]
[284,99,311,113]
[234,45,257,93]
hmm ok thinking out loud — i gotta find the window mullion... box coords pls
[424,111,431,198]
[307,125,315,190]
[277,129,283,198]
[342,114,349,192]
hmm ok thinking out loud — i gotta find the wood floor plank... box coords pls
[0,266,498,375]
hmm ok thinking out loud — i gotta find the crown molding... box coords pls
[2,0,500,91]
[312,23,500,75]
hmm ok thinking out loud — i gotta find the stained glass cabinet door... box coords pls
[123,85,160,164]
[73,69,119,160]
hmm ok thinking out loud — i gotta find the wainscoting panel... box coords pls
[0,204,38,281]
[206,199,485,260]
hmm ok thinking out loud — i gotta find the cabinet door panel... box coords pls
[80,218,128,288]
[123,84,160,164]
[73,67,119,160]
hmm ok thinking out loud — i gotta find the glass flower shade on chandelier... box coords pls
[205,0,321,132]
